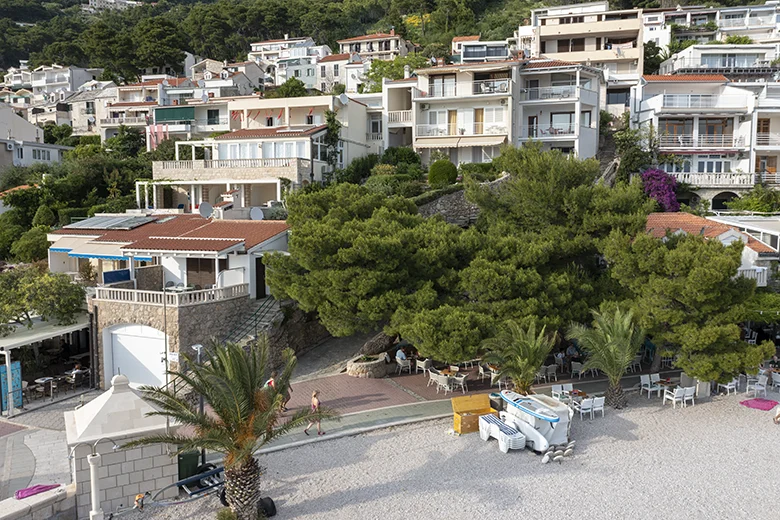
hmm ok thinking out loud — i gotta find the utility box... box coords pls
[178,450,200,481]
[451,394,497,435]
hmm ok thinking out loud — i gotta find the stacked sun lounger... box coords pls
[478,413,526,453]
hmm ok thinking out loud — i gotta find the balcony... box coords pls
[519,85,577,101]
[668,172,755,188]
[94,283,249,307]
[661,94,748,110]
[152,158,313,183]
[416,122,508,137]
[738,266,768,287]
[472,79,511,95]
[538,17,641,38]
[100,116,148,126]
[660,58,777,74]
[755,133,780,147]
[518,123,578,139]
[388,110,412,125]
[367,132,383,141]
[720,16,774,29]
[543,47,642,63]
[194,117,230,132]
[658,134,746,149]
[414,84,457,99]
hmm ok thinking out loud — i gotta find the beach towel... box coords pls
[739,398,779,411]
[15,484,60,499]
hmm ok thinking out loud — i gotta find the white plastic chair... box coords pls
[772,372,780,392]
[650,373,661,384]
[628,355,642,373]
[682,386,696,407]
[478,364,490,381]
[592,396,605,418]
[435,374,452,395]
[562,383,574,400]
[640,374,661,398]
[663,387,685,408]
[573,397,594,420]
[491,371,509,390]
[571,362,583,379]
[718,378,738,395]
[452,373,469,394]
[551,384,564,401]
[448,365,460,373]
[535,369,547,384]
[546,364,558,382]
[427,368,440,387]
[396,357,412,375]
[747,375,768,397]
[415,358,431,376]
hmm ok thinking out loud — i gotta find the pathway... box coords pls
[292,331,376,383]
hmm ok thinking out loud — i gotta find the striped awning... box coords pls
[415,137,461,149]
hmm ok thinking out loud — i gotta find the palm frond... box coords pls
[481,320,555,394]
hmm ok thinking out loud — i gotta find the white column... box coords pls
[190,184,195,213]
[285,106,290,127]
[191,145,196,161]
[135,183,141,209]
[129,256,136,281]
[2,350,14,418]
[276,180,281,201]
[87,453,104,520]
[144,184,149,210]
[152,184,158,209]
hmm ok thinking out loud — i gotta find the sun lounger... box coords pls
[479,413,526,453]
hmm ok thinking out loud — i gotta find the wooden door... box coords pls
[758,118,771,145]
[448,110,457,135]
[474,108,484,135]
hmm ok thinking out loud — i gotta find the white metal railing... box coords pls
[94,283,249,307]
[388,110,412,124]
[756,133,780,146]
[416,122,509,137]
[472,79,511,95]
[195,117,230,126]
[760,172,780,184]
[661,94,747,109]
[748,16,774,27]
[668,172,755,187]
[519,85,578,101]
[519,123,577,138]
[662,58,774,73]
[367,132,383,141]
[659,134,744,148]
[738,266,768,287]
[203,158,305,169]
[100,116,148,125]
[415,84,457,98]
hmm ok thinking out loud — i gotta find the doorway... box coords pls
[255,257,266,299]
[474,108,484,135]
[528,115,538,137]
[448,110,457,135]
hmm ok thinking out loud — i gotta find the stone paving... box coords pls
[23,429,70,486]
[8,391,99,431]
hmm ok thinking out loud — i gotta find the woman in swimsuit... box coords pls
[304,390,324,436]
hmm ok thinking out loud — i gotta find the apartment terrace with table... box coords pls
[140,94,369,212]
[47,212,289,389]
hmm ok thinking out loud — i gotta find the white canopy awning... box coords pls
[68,242,129,261]
[0,313,89,350]
[49,236,91,253]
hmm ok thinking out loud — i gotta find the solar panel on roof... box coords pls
[63,215,155,230]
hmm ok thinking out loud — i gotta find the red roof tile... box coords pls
[319,53,351,63]
[124,238,242,252]
[125,78,190,88]
[522,59,579,69]
[452,35,480,42]
[213,125,327,140]
[180,220,289,249]
[252,37,310,45]
[0,184,36,198]
[338,33,399,43]
[642,74,728,82]
[108,101,157,107]
[646,212,775,254]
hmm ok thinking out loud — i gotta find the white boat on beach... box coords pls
[500,390,572,451]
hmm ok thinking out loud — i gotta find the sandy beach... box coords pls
[121,390,780,520]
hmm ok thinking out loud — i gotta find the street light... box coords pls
[69,437,120,520]
[191,343,206,465]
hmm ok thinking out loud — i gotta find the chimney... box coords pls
[284,34,289,40]
[403,65,410,79]
[390,27,395,36]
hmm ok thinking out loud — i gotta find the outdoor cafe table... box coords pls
[34,377,55,400]
[68,352,90,362]
[441,368,459,376]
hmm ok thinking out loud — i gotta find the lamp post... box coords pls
[191,343,205,465]
[69,437,120,520]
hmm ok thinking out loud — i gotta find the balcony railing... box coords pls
[100,116,148,125]
[416,122,509,137]
[472,79,511,95]
[519,123,578,138]
[195,117,230,126]
[367,132,383,141]
[519,85,577,101]
[659,134,745,148]
[661,94,747,109]
[668,172,755,187]
[660,58,776,74]
[738,266,769,287]
[152,157,313,183]
[756,133,780,146]
[388,110,412,124]
[414,84,457,98]
[94,283,249,307]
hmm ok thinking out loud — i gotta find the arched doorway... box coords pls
[103,324,167,387]
[711,191,738,210]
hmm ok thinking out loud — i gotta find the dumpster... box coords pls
[178,450,200,481]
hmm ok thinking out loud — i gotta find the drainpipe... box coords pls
[87,453,103,520]
[1,348,14,418]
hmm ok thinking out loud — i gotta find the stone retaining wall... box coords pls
[265,308,330,369]
[346,355,388,378]
[135,265,163,291]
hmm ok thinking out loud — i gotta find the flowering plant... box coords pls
[641,168,679,212]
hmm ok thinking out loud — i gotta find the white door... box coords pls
[108,325,166,387]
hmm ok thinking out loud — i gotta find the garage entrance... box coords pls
[106,325,166,387]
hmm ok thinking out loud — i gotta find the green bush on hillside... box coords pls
[428,160,457,188]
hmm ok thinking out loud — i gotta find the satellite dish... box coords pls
[338,93,349,105]
[201,93,209,104]
[87,116,95,123]
[162,79,169,87]
[198,202,213,219]
[249,207,264,221]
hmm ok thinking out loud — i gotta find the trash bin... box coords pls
[178,450,199,481]
[489,393,504,412]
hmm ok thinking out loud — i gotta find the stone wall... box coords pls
[417,174,509,228]
[71,439,177,520]
[93,295,250,388]
[135,265,163,291]
[346,355,387,378]
[265,308,330,369]
[0,483,76,520]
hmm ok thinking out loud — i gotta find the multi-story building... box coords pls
[458,39,513,63]
[451,36,481,57]
[29,64,103,103]
[658,44,779,79]
[138,95,370,212]
[0,105,71,167]
[516,1,643,116]
[247,36,316,84]
[276,56,318,88]
[85,0,140,11]
[68,81,118,137]
[316,53,367,93]
[147,96,233,146]
[0,88,32,117]
[337,29,413,61]
[3,61,31,90]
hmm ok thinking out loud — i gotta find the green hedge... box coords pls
[458,162,497,182]
[364,174,424,197]
[58,207,90,227]
[411,184,464,206]
[428,160,458,188]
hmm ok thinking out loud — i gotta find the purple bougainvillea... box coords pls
[641,168,680,212]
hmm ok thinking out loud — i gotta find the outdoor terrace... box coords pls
[152,158,312,183]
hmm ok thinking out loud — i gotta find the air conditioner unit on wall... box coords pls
[500,99,508,105]
[421,103,430,110]
[6,142,13,151]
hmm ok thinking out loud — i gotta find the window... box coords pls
[540,41,547,53]
[266,117,274,127]
[370,116,381,134]
[294,69,301,77]
[320,65,326,77]
[321,82,326,91]
[660,157,692,173]
[697,155,732,173]
[307,68,314,77]
[333,64,339,76]
[17,147,23,159]
[606,89,630,106]
[581,111,592,128]
[556,39,584,52]
[550,112,575,132]
[33,149,40,160]
[207,109,220,125]
[85,101,95,115]
[306,114,314,125]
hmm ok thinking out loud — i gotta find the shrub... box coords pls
[381,147,420,166]
[363,174,416,196]
[264,206,288,220]
[396,180,425,198]
[428,160,457,188]
[458,162,497,182]
[394,162,425,180]
[78,135,101,146]
[32,205,55,227]
[641,168,679,212]
[216,509,237,520]
[370,163,396,176]
[58,207,89,227]
[334,154,379,184]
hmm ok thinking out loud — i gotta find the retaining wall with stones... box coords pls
[346,355,388,378]
[135,265,163,291]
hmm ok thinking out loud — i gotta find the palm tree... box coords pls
[482,320,556,395]
[566,308,644,409]
[124,339,337,520]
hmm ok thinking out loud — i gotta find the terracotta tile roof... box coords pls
[452,35,480,42]
[108,101,157,107]
[123,238,243,252]
[180,220,289,249]
[416,59,521,74]
[213,125,327,140]
[0,184,36,198]
[214,201,233,208]
[646,212,775,254]
[338,33,399,43]
[52,214,206,240]
[319,53,351,63]
[642,74,728,82]
[522,59,579,69]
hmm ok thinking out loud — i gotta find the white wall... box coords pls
[162,256,185,285]
[0,105,42,142]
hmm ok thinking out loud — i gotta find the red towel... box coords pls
[739,398,778,411]
[15,484,60,499]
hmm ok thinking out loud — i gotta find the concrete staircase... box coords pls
[223,297,283,345]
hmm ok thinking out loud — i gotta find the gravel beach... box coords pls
[119,391,780,520]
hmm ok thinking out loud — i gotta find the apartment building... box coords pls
[337,29,413,61]
[85,0,140,11]
[0,105,71,167]
[458,39,513,63]
[29,64,103,102]
[658,44,779,79]
[247,36,316,84]
[452,36,481,57]
[148,97,233,146]
[139,94,369,213]
[317,53,367,93]
[67,81,118,136]
[642,2,780,49]
[0,88,32,117]
[516,1,643,116]
[2,61,31,90]
[191,59,262,90]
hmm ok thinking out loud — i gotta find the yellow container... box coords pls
[451,394,497,434]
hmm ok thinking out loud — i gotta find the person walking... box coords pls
[303,390,324,436]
